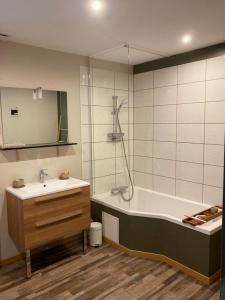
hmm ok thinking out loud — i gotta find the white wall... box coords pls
[134,56,225,206]
[1,88,58,145]
[0,41,88,260]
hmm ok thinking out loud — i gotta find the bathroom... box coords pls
[0,0,225,299]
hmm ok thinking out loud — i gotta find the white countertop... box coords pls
[7,177,90,200]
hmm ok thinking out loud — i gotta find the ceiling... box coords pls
[0,0,225,65]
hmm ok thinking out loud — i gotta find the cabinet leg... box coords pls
[82,230,88,254]
[25,249,32,279]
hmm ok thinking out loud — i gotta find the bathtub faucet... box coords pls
[111,186,128,195]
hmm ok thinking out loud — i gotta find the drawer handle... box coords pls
[34,188,83,204]
[35,210,83,228]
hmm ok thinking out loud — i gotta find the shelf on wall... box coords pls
[0,142,78,151]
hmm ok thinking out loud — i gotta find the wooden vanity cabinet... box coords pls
[7,186,90,278]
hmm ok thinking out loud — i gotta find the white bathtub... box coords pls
[92,186,222,235]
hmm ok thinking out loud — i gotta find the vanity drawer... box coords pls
[24,206,90,248]
[23,186,90,220]
[22,186,90,248]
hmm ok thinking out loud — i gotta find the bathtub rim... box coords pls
[92,186,222,236]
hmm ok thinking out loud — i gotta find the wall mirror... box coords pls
[0,87,72,150]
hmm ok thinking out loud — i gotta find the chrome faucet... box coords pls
[40,168,48,183]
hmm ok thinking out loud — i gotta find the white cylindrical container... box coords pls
[89,222,102,247]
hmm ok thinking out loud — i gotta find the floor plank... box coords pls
[0,243,220,300]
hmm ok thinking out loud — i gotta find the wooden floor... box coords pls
[0,243,220,300]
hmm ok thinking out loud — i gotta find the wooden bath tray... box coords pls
[182,206,222,226]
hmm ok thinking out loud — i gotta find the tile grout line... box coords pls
[114,71,117,190]
[89,63,95,195]
[175,66,178,197]
[118,169,222,189]
[152,71,155,190]
[202,59,207,203]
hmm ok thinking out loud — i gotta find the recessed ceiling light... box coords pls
[182,34,192,44]
[91,0,102,11]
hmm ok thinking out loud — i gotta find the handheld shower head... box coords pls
[117,98,128,112]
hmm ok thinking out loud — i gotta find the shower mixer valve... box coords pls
[111,186,128,195]
[107,132,124,142]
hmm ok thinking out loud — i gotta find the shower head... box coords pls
[120,98,128,106]
[117,98,128,112]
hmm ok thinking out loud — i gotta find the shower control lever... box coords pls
[108,132,124,142]
[111,186,128,195]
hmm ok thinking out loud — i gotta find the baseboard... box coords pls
[104,237,220,285]
[0,253,24,267]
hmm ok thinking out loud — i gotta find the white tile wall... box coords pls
[154,105,176,123]
[81,125,92,143]
[80,85,89,105]
[177,143,204,163]
[93,106,113,124]
[94,142,115,160]
[205,124,225,145]
[81,58,225,204]
[203,185,223,206]
[134,107,153,123]
[153,142,176,160]
[82,161,91,180]
[204,145,224,166]
[154,124,176,142]
[177,124,204,143]
[134,156,152,173]
[153,158,176,178]
[176,162,203,184]
[134,71,153,91]
[116,156,131,174]
[95,175,115,194]
[134,124,153,140]
[92,87,114,106]
[204,165,223,188]
[92,68,114,88]
[82,143,92,162]
[94,158,115,177]
[177,103,205,123]
[133,57,225,206]
[94,124,113,142]
[115,72,129,90]
[153,175,175,195]
[81,106,90,125]
[176,180,202,203]
[134,140,153,157]
[134,171,153,189]
[154,86,177,105]
[177,82,205,104]
[205,101,225,123]
[154,66,177,87]
[206,56,225,80]
[134,89,153,107]
[178,60,206,83]
[206,79,225,102]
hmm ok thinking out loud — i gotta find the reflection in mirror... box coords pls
[0,87,68,148]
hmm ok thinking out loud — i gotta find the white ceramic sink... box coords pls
[7,178,90,200]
